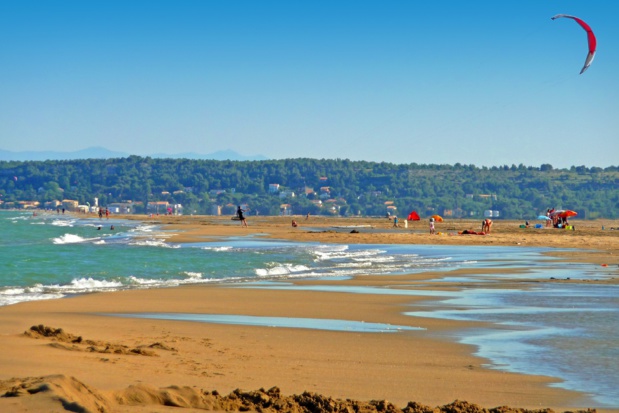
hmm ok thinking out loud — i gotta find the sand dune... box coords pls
[0,374,597,413]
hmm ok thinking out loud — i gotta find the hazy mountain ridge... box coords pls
[0,147,268,162]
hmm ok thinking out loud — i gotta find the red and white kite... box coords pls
[551,14,597,74]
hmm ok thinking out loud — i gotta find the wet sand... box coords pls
[0,215,617,412]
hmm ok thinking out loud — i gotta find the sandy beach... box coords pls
[1,215,618,412]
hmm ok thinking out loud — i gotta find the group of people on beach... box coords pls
[236,210,496,236]
[98,207,109,219]
[430,217,492,235]
[383,215,494,235]
[546,208,570,228]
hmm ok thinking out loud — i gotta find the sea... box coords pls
[1,210,617,408]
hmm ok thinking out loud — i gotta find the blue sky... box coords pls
[1,1,617,168]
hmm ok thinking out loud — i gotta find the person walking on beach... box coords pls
[429,217,435,234]
[237,206,248,228]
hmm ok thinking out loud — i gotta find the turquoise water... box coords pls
[1,210,617,407]
[110,313,424,333]
[0,210,500,304]
[406,284,619,407]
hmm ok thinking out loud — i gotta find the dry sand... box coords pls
[1,215,617,413]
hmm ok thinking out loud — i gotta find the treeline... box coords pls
[1,157,618,219]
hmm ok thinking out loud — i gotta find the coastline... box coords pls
[1,214,618,412]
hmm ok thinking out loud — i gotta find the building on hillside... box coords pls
[17,201,40,209]
[269,184,280,193]
[279,190,295,199]
[147,201,169,214]
[442,208,465,218]
[319,187,331,200]
[45,200,62,209]
[62,200,79,211]
[280,204,292,215]
[108,202,133,214]
[325,199,341,214]
[484,210,500,218]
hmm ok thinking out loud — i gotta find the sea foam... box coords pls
[255,263,311,277]
[52,233,89,244]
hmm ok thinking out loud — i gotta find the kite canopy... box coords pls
[551,14,597,74]
[407,211,420,221]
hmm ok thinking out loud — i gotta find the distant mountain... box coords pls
[0,147,130,161]
[0,147,268,162]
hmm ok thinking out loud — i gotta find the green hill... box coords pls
[1,157,618,219]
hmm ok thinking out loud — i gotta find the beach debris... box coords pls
[23,324,175,356]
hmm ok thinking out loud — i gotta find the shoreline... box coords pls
[1,214,618,412]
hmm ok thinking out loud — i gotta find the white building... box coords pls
[484,210,500,218]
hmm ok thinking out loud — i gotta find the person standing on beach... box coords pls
[429,217,435,234]
[482,218,492,233]
[237,206,248,228]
